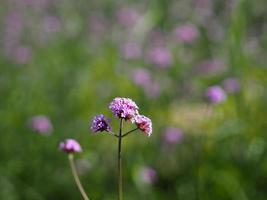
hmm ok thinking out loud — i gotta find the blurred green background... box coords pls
[0,0,267,199]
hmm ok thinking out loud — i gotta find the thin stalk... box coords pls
[68,154,90,200]
[121,127,139,138]
[118,119,123,200]
[108,131,119,138]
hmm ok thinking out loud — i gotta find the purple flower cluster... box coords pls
[223,77,240,93]
[108,97,152,136]
[173,23,199,44]
[131,69,161,99]
[89,97,152,137]
[139,166,157,184]
[132,68,151,87]
[116,7,139,28]
[134,115,152,137]
[121,42,141,60]
[59,139,82,154]
[91,114,111,133]
[205,85,226,104]
[163,127,183,145]
[109,97,139,120]
[147,47,172,69]
[29,115,53,135]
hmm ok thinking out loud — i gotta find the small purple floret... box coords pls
[121,42,141,60]
[109,97,139,120]
[223,77,240,93]
[29,115,53,135]
[163,127,183,145]
[134,115,152,136]
[139,166,157,184]
[59,139,82,154]
[205,85,227,104]
[91,114,111,132]
[173,23,199,44]
[147,47,172,69]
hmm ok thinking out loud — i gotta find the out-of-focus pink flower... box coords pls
[134,115,152,137]
[147,47,172,69]
[89,14,108,33]
[29,115,53,135]
[163,127,183,145]
[43,16,61,34]
[195,59,226,75]
[121,42,141,60]
[14,46,31,64]
[173,23,199,44]
[59,139,82,154]
[144,81,161,98]
[3,11,23,56]
[222,77,240,93]
[116,7,139,27]
[139,166,157,184]
[205,85,227,104]
[132,68,151,87]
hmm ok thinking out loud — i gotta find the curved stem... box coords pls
[68,154,90,200]
[121,127,139,138]
[118,119,123,200]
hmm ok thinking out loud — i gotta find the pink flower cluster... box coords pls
[59,139,82,154]
[139,166,157,184]
[59,97,152,155]
[205,85,226,104]
[109,97,139,120]
[147,47,172,69]
[134,115,152,136]
[29,115,53,135]
[109,97,152,136]
[173,23,199,44]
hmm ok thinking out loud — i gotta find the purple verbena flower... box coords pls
[59,139,82,154]
[14,46,31,64]
[147,47,172,69]
[134,115,152,136]
[89,14,108,33]
[43,16,61,34]
[139,166,157,184]
[205,85,227,104]
[144,81,161,99]
[132,68,151,87]
[109,97,139,120]
[222,77,240,93]
[116,7,139,27]
[91,114,111,132]
[29,115,53,135]
[121,42,141,60]
[173,23,199,44]
[3,11,23,57]
[163,127,183,145]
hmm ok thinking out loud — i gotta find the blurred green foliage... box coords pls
[0,0,267,199]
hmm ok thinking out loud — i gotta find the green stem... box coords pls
[68,154,90,200]
[108,131,119,138]
[121,127,139,138]
[118,119,123,200]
